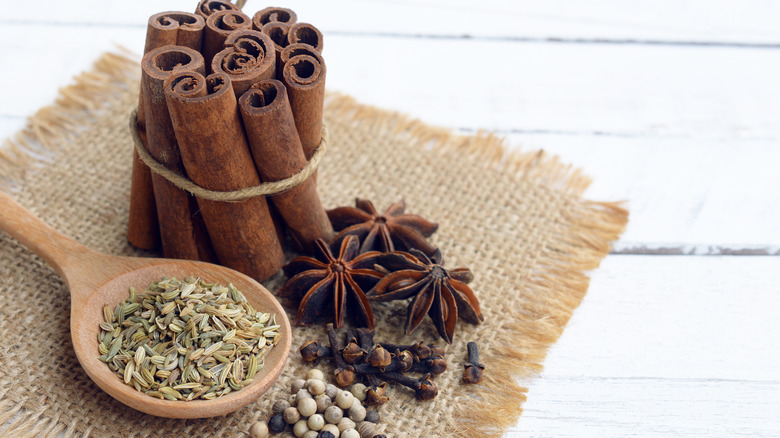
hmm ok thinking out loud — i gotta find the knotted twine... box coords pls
[129,108,328,202]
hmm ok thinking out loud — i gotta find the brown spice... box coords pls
[368,249,483,344]
[279,236,383,328]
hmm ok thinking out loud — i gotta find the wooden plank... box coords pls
[510,255,780,436]
[3,0,780,44]
[513,378,780,437]
[506,134,780,253]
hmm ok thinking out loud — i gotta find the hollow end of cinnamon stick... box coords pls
[282,54,326,161]
[203,9,252,71]
[145,11,205,53]
[212,30,276,97]
[260,22,290,71]
[164,71,285,280]
[287,22,323,53]
[252,7,297,29]
[195,0,238,18]
[239,80,333,251]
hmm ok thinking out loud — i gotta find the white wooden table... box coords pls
[2,1,779,436]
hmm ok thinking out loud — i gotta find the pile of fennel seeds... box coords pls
[97,276,279,401]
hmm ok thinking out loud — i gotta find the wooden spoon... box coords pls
[0,191,291,418]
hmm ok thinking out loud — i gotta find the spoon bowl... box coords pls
[0,191,291,418]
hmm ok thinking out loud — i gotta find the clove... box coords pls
[462,341,484,384]
[383,372,438,400]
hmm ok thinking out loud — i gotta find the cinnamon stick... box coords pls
[286,22,324,53]
[281,54,326,161]
[278,43,323,82]
[252,7,297,29]
[165,72,285,280]
[259,22,289,73]
[202,9,252,71]
[141,45,215,261]
[239,80,333,252]
[195,0,238,18]
[129,11,206,250]
[211,30,276,97]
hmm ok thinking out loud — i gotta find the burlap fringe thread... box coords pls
[0,51,628,438]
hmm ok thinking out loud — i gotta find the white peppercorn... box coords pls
[325,384,340,400]
[293,420,310,438]
[284,406,301,424]
[335,391,355,410]
[321,424,340,437]
[306,368,326,381]
[289,394,298,406]
[308,413,325,431]
[364,410,380,423]
[273,399,291,415]
[324,405,343,424]
[357,422,375,438]
[297,388,314,400]
[348,404,366,423]
[249,421,269,438]
[337,418,356,433]
[303,431,319,438]
[349,383,367,401]
[298,397,318,417]
[291,378,307,394]
[308,379,326,396]
[341,428,360,438]
[315,394,332,413]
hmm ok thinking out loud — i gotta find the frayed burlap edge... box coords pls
[0,51,627,438]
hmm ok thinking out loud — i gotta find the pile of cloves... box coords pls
[300,324,447,403]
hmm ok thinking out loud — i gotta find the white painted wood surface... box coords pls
[1,1,778,436]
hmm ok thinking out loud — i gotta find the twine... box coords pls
[128,108,327,202]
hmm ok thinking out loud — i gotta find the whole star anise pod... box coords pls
[367,249,483,343]
[327,199,439,257]
[279,235,384,328]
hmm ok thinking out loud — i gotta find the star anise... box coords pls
[367,249,483,343]
[327,199,439,257]
[278,235,384,328]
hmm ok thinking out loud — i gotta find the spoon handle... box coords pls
[0,190,96,279]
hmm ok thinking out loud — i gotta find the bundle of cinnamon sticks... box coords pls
[128,1,332,281]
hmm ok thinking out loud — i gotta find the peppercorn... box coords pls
[348,404,366,422]
[337,418,356,433]
[341,428,360,438]
[297,388,314,400]
[284,406,301,425]
[324,405,343,424]
[291,378,307,394]
[321,424,340,437]
[293,419,310,437]
[335,390,355,410]
[364,410,380,423]
[273,399,292,415]
[356,422,375,438]
[268,414,287,434]
[308,413,325,431]
[308,379,326,396]
[303,431,319,438]
[289,394,298,406]
[307,368,326,381]
[315,394,332,413]
[350,383,367,401]
[371,435,387,438]
[325,383,340,400]
[249,421,269,438]
[298,397,318,417]
[317,431,337,438]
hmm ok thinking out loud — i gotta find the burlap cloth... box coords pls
[0,53,627,437]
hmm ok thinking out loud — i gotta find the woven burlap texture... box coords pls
[0,52,627,438]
